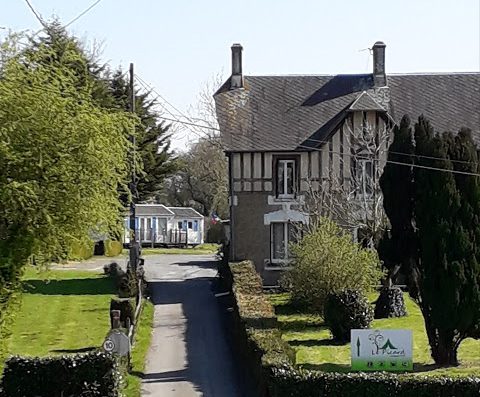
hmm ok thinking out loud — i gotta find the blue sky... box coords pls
[2,0,479,149]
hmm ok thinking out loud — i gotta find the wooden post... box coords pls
[111,310,121,329]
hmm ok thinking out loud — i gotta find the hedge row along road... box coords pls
[141,254,256,397]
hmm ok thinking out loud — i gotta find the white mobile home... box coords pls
[124,204,204,247]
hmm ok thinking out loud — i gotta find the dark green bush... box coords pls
[103,262,121,276]
[118,268,138,298]
[374,286,407,319]
[269,365,480,397]
[0,351,119,397]
[110,298,135,328]
[324,289,373,342]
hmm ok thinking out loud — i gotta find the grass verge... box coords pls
[123,299,154,397]
[269,292,480,376]
[136,243,219,256]
[1,267,115,374]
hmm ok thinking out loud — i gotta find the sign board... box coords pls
[103,330,130,356]
[351,329,413,371]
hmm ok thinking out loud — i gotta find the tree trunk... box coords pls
[430,340,459,366]
[423,311,460,366]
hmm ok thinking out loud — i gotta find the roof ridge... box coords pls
[388,71,480,76]
[244,71,480,78]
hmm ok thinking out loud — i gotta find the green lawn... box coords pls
[123,300,154,397]
[125,243,219,256]
[269,293,480,376]
[2,267,115,371]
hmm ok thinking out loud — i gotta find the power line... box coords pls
[303,136,479,166]
[134,76,188,122]
[3,51,477,177]
[134,73,216,141]
[296,144,480,178]
[23,0,47,29]
[65,0,103,28]
[157,116,220,131]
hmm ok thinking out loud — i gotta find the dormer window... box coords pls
[275,157,298,198]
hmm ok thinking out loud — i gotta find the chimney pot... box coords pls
[231,43,243,89]
[373,41,386,87]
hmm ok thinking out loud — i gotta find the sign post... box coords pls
[103,330,131,357]
[351,329,413,371]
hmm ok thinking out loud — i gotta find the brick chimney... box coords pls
[373,41,386,87]
[230,43,243,89]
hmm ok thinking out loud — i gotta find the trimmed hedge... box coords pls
[375,286,407,319]
[221,261,295,396]
[269,365,480,397]
[223,260,480,397]
[68,238,95,261]
[105,239,123,257]
[324,289,373,342]
[0,351,120,397]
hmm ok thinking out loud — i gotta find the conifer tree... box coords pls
[108,70,176,203]
[378,116,417,293]
[381,115,480,366]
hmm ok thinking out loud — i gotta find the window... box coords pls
[188,221,193,229]
[354,159,375,198]
[193,220,199,231]
[276,159,297,198]
[270,222,296,264]
[178,221,183,230]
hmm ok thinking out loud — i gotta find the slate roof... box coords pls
[135,204,174,217]
[214,73,480,151]
[167,207,204,219]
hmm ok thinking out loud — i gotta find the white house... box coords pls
[124,204,204,247]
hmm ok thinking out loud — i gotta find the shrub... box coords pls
[284,218,383,313]
[110,298,135,329]
[324,289,373,342]
[105,240,123,257]
[269,366,480,397]
[68,238,95,261]
[118,268,139,298]
[103,261,121,276]
[0,352,119,397]
[374,286,407,319]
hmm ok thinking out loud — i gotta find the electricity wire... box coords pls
[65,0,103,28]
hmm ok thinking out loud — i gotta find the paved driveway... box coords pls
[141,255,256,397]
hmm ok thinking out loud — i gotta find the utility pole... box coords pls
[129,62,139,273]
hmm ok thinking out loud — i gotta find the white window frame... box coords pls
[355,158,375,199]
[270,222,294,265]
[276,159,296,199]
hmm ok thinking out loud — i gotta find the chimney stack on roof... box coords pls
[373,41,386,87]
[231,43,243,89]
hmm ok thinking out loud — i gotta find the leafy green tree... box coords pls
[0,32,132,286]
[27,24,176,204]
[380,115,480,366]
[284,218,383,313]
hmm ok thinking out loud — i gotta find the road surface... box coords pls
[141,254,255,397]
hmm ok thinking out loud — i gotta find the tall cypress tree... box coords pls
[378,115,417,293]
[381,115,480,366]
